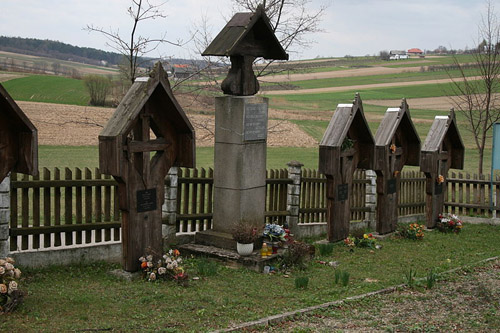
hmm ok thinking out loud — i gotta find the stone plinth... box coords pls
[213,95,268,232]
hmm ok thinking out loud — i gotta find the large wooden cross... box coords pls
[376,135,405,234]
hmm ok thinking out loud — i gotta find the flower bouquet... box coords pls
[0,257,24,313]
[139,249,188,285]
[263,223,287,242]
[397,223,425,240]
[437,213,463,233]
[344,233,377,249]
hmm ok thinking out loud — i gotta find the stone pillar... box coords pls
[196,95,268,249]
[0,174,10,258]
[286,161,303,236]
[162,167,178,240]
[364,170,377,227]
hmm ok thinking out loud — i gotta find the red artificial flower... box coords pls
[173,249,180,257]
[141,262,148,269]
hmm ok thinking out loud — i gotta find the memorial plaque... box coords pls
[387,178,397,194]
[244,103,267,141]
[337,184,349,201]
[435,183,443,195]
[137,188,157,212]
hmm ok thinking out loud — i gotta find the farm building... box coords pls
[171,64,198,79]
[407,48,424,57]
[389,50,408,60]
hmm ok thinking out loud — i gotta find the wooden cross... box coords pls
[425,146,450,228]
[376,134,405,234]
[326,146,359,242]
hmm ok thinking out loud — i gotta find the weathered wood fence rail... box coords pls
[7,166,500,253]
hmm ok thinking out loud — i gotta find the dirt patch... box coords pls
[0,73,25,82]
[264,259,500,332]
[17,101,317,147]
[261,65,430,83]
[366,94,500,112]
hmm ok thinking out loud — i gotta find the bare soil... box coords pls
[261,64,431,83]
[262,76,483,95]
[18,101,318,147]
[264,259,500,332]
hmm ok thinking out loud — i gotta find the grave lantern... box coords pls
[319,93,375,242]
[202,4,288,96]
[420,109,464,228]
[0,83,38,182]
[373,99,420,234]
[195,5,288,250]
[99,62,195,271]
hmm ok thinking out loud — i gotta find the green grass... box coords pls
[38,146,321,171]
[2,224,499,331]
[2,75,90,105]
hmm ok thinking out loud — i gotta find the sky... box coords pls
[0,0,491,61]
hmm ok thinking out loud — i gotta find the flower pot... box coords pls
[236,242,254,256]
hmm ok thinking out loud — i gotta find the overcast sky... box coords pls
[0,0,491,60]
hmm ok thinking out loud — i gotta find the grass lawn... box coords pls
[2,224,499,331]
[38,146,321,171]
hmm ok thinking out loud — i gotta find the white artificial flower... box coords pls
[8,281,18,294]
[163,255,168,260]
[176,258,182,264]
[168,249,173,255]
[166,263,174,270]
[0,259,6,266]
[166,257,172,263]
[146,255,153,262]
[147,261,153,268]
[4,263,13,271]
[172,261,178,268]
[14,268,21,279]
[0,267,5,275]
[139,256,146,262]
[149,272,156,281]
[158,267,166,275]
[5,257,15,264]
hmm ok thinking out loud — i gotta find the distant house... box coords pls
[171,64,197,79]
[389,50,409,60]
[407,48,424,57]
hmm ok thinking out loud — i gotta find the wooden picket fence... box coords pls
[9,168,121,252]
[299,169,369,223]
[9,167,500,253]
[445,172,500,217]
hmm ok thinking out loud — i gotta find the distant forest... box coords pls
[0,36,123,66]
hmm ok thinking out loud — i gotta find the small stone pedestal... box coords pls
[196,95,268,249]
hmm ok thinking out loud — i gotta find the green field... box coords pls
[2,75,90,105]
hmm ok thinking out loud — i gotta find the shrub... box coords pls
[84,74,112,106]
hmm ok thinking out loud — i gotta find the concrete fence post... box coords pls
[0,174,11,258]
[286,161,304,236]
[364,170,377,227]
[162,167,178,241]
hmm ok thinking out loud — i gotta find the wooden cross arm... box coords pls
[125,138,171,153]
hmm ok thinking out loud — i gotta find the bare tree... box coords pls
[446,0,500,174]
[86,0,184,83]
[232,0,328,76]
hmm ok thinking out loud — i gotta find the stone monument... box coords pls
[196,5,288,249]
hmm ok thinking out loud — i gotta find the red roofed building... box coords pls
[407,48,424,57]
